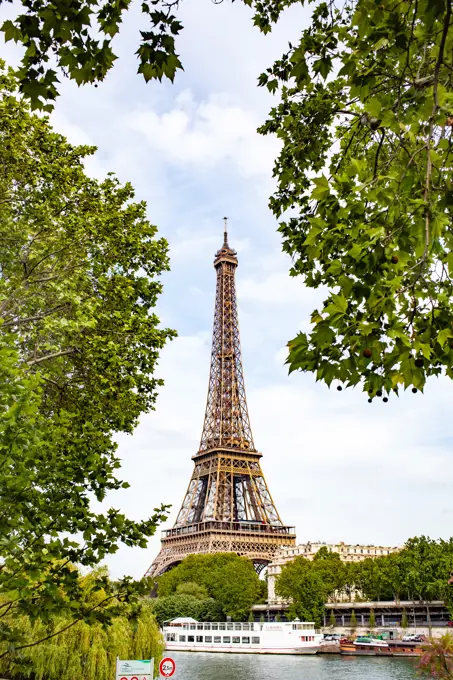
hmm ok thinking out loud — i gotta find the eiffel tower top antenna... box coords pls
[223,216,228,246]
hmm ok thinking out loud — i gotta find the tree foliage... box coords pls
[0,63,174,652]
[150,593,223,626]
[0,0,185,110]
[156,553,261,620]
[0,569,164,680]
[256,0,453,399]
[418,633,453,679]
[275,537,453,627]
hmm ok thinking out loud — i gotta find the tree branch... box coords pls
[26,348,78,365]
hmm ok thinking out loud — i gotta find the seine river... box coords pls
[170,651,418,679]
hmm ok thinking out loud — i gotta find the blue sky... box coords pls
[2,0,453,580]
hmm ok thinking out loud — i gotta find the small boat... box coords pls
[388,640,424,657]
[340,636,424,657]
[162,617,323,654]
[340,636,390,655]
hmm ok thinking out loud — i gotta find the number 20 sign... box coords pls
[159,657,176,677]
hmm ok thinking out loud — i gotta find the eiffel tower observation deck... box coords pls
[146,219,296,577]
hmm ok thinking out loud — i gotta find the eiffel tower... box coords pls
[146,219,296,577]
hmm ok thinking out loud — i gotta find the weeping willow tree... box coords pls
[0,568,164,680]
[0,605,163,680]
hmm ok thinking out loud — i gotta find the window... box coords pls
[196,636,203,643]
[234,623,242,631]
[197,624,203,630]
[232,636,240,644]
[252,637,260,644]
[211,623,218,630]
[204,623,211,630]
[190,624,196,630]
[205,636,212,643]
[214,636,221,644]
[179,635,186,642]
[166,633,176,642]
[223,636,231,643]
[219,623,226,630]
[242,637,250,644]
[188,636,195,642]
[227,623,233,630]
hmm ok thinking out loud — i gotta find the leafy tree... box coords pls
[176,582,209,600]
[350,610,357,630]
[418,634,453,679]
[276,557,326,627]
[150,594,222,626]
[248,611,254,623]
[312,548,349,600]
[275,612,281,622]
[157,554,261,621]
[260,614,265,623]
[256,0,453,398]
[0,64,173,652]
[0,568,164,677]
[369,608,376,629]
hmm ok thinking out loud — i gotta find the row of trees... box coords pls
[276,537,453,626]
[151,553,266,624]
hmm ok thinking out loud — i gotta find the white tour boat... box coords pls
[162,617,323,654]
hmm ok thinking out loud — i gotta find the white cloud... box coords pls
[127,90,281,178]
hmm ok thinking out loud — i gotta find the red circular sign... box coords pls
[159,657,176,677]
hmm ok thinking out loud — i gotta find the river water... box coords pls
[169,651,419,680]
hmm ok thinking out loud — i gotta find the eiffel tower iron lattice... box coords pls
[146,219,296,577]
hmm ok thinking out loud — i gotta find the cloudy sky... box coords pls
[3,0,453,580]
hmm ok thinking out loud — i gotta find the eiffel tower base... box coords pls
[146,521,296,577]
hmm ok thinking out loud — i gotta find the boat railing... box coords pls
[165,621,256,632]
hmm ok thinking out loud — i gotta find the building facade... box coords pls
[267,541,401,603]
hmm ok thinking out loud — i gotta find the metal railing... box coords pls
[162,520,296,539]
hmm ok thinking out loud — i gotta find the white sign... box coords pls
[116,658,153,680]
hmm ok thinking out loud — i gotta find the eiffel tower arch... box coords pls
[145,219,296,577]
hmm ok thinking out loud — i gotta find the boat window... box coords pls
[211,624,218,630]
[166,633,176,642]
[179,635,186,642]
[197,624,203,630]
[232,637,240,643]
[183,624,188,630]
[243,624,250,631]
[204,623,211,630]
[227,623,233,630]
[242,637,250,644]
[188,636,195,642]
[196,636,203,643]
[205,636,212,643]
[223,636,231,643]
[252,637,260,644]
[219,623,226,631]
[214,636,221,644]
[234,624,242,631]
[190,624,196,630]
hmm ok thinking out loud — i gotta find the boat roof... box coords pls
[167,617,199,623]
